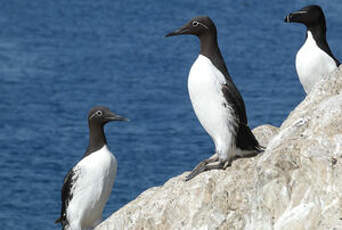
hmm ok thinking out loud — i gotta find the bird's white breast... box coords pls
[188,55,235,160]
[296,31,337,94]
[67,145,117,230]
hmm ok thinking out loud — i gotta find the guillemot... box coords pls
[166,16,264,181]
[285,5,340,94]
[55,106,128,230]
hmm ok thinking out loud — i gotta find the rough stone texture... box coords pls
[95,66,342,230]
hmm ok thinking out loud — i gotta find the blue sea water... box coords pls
[1,0,341,229]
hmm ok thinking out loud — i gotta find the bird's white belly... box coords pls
[188,55,235,160]
[67,145,117,229]
[296,31,337,94]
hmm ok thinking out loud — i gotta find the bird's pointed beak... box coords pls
[165,24,190,37]
[284,10,308,23]
[105,113,129,122]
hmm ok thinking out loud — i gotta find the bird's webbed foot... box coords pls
[185,154,230,181]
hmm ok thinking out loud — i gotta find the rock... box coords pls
[252,124,279,148]
[95,66,342,230]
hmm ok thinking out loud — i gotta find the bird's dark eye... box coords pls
[96,111,103,116]
[192,21,199,27]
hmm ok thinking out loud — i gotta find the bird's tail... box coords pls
[256,144,266,153]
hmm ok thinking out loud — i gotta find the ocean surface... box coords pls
[1,0,341,229]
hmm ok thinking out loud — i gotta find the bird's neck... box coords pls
[199,33,219,59]
[84,123,107,157]
[307,23,326,44]
[199,33,230,79]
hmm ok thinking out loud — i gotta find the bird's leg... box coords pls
[185,153,220,181]
[222,159,232,169]
[192,153,219,171]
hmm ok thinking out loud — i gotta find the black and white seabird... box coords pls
[285,5,340,94]
[55,106,128,230]
[166,16,264,181]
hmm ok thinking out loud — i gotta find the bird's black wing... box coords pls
[221,83,263,151]
[210,52,262,151]
[221,82,247,125]
[208,48,248,125]
[55,167,80,228]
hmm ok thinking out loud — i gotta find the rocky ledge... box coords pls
[95,66,342,230]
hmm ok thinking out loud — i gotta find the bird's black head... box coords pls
[165,16,216,38]
[284,5,326,28]
[88,106,128,126]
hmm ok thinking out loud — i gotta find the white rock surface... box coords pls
[95,66,342,230]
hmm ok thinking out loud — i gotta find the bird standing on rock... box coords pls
[285,5,340,94]
[55,106,128,230]
[166,16,264,181]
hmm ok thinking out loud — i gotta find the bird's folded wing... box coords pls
[221,82,248,125]
[56,166,80,225]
